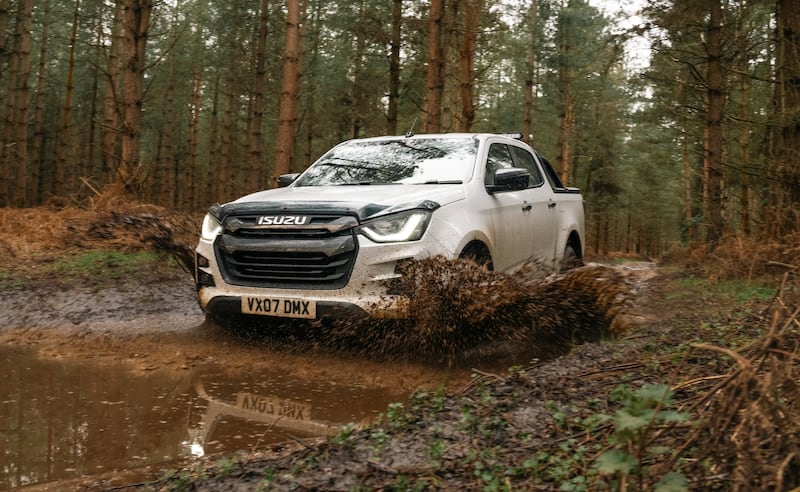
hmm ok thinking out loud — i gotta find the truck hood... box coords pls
[220,184,466,221]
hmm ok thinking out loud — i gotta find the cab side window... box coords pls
[485,143,515,185]
[509,146,545,187]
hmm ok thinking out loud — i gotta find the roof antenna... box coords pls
[405,117,417,138]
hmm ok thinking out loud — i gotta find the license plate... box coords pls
[241,296,316,319]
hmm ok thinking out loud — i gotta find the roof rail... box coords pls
[498,133,523,140]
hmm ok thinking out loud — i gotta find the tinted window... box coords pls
[537,153,566,189]
[294,138,478,186]
[509,146,544,187]
[484,144,515,185]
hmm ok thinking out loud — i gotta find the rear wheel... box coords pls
[560,244,582,272]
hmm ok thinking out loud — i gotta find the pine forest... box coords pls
[0,0,798,258]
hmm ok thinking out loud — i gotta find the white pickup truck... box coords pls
[194,133,585,322]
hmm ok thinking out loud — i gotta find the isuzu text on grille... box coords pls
[257,215,309,225]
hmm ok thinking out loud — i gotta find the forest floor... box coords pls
[1,196,799,491]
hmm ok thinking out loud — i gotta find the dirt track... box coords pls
[0,258,662,491]
[0,268,472,390]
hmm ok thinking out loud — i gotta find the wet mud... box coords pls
[0,258,653,491]
[0,344,408,491]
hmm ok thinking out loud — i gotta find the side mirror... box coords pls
[277,173,300,188]
[486,168,530,194]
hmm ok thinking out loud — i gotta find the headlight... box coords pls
[200,213,223,240]
[359,210,431,243]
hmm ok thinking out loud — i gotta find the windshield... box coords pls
[293,137,478,186]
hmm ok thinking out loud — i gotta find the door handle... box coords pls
[522,203,532,212]
[548,201,557,209]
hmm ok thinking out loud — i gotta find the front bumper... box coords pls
[195,234,432,321]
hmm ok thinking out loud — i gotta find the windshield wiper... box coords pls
[412,179,463,185]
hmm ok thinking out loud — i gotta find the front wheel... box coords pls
[459,242,494,270]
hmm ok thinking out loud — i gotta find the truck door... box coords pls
[484,142,532,271]
[508,145,557,267]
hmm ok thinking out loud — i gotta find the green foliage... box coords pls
[50,250,167,281]
[158,468,197,492]
[528,383,690,490]
[592,384,689,490]
[215,457,237,477]
[0,269,25,290]
[332,422,357,446]
[668,277,775,304]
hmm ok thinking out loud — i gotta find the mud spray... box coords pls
[297,257,635,364]
[102,212,635,364]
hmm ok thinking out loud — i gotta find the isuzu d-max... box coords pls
[194,133,585,322]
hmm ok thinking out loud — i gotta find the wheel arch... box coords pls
[458,239,494,270]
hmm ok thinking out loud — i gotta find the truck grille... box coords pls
[215,214,359,289]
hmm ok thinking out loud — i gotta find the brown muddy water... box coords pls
[0,259,645,490]
[0,343,410,491]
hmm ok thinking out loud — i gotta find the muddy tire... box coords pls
[459,242,494,270]
[560,244,581,273]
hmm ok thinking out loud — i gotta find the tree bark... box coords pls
[770,0,800,236]
[56,0,81,201]
[387,0,402,135]
[556,91,575,185]
[703,0,725,246]
[30,0,50,205]
[0,0,10,79]
[158,52,177,207]
[183,70,201,209]
[219,65,238,200]
[249,0,269,189]
[101,0,124,185]
[349,0,366,139]
[555,1,576,185]
[423,0,444,133]
[457,0,481,132]
[522,0,537,145]
[274,0,302,181]
[4,0,34,206]
[119,0,152,190]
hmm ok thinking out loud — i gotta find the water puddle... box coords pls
[0,345,403,491]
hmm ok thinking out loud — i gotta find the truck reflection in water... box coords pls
[0,346,403,491]
[186,379,341,457]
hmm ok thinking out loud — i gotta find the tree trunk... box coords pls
[274,0,302,180]
[249,0,269,188]
[56,0,81,201]
[522,0,537,145]
[770,0,800,236]
[0,0,10,79]
[183,70,201,210]
[556,91,575,185]
[423,0,444,133]
[704,0,725,246]
[30,0,50,205]
[119,0,152,190]
[207,73,220,203]
[387,0,402,135]
[159,52,177,207]
[555,2,576,185]
[101,0,124,185]
[349,0,366,139]
[5,0,34,206]
[457,0,481,132]
[440,0,456,131]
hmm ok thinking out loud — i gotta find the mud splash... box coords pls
[297,257,635,363]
